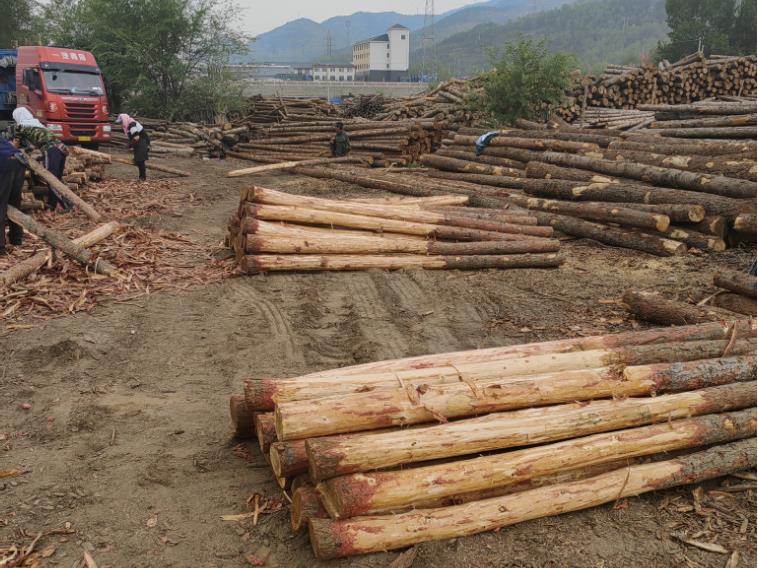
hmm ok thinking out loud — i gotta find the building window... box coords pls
[401,34,406,40]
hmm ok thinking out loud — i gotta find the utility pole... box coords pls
[421,0,435,81]
[326,32,333,57]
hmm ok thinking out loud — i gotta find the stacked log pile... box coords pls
[228,321,757,559]
[561,52,757,120]
[227,185,561,273]
[624,270,757,325]
[401,123,756,254]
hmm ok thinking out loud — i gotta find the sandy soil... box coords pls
[1,154,755,568]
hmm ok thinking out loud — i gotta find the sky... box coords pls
[238,0,482,36]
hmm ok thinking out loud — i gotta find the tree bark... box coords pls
[650,113,756,129]
[435,148,525,170]
[291,486,328,532]
[275,355,755,440]
[305,382,755,480]
[0,221,120,287]
[255,413,276,453]
[596,149,756,181]
[229,394,255,438]
[525,162,617,182]
[645,126,756,138]
[608,138,756,157]
[25,152,103,221]
[711,293,757,316]
[621,203,706,223]
[420,154,523,177]
[714,270,757,298]
[6,207,117,276]
[270,440,308,480]
[623,290,744,325]
[316,408,756,518]
[638,102,757,114]
[733,213,756,233]
[308,439,756,558]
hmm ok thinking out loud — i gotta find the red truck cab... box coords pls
[15,46,111,146]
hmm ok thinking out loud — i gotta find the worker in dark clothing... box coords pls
[12,107,71,211]
[330,122,351,157]
[0,136,26,255]
[116,113,150,181]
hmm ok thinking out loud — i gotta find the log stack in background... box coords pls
[228,320,757,559]
[227,185,562,274]
[561,52,757,120]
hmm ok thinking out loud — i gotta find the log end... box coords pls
[229,394,255,438]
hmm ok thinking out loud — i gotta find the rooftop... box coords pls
[313,63,355,68]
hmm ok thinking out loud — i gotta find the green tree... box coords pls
[43,0,248,120]
[656,0,756,61]
[476,36,575,125]
[0,0,41,47]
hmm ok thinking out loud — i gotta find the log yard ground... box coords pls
[1,151,755,568]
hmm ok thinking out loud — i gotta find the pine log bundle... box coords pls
[305,382,756,480]
[714,270,757,298]
[308,439,756,558]
[245,339,751,411]
[316,408,756,518]
[711,293,757,316]
[240,253,562,275]
[275,355,756,440]
[0,221,121,287]
[6,207,117,276]
[623,290,745,325]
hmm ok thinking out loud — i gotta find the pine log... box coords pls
[270,440,308,479]
[608,138,756,157]
[420,154,522,177]
[525,162,616,183]
[714,270,757,298]
[227,156,365,177]
[596,149,757,181]
[308,439,757,558]
[647,126,756,138]
[733,213,756,233]
[621,203,706,223]
[244,186,552,237]
[711,293,757,317]
[294,320,755,381]
[247,339,752,411]
[537,151,756,199]
[623,290,744,325]
[0,221,120,287]
[652,226,726,251]
[240,253,563,275]
[275,355,756,440]
[537,213,686,256]
[229,394,254,438]
[650,113,757,128]
[690,215,727,238]
[305,382,756,480]
[255,413,276,452]
[24,153,103,221]
[422,170,529,189]
[291,486,328,532]
[638,102,757,114]
[435,148,526,170]
[316,408,756,518]
[6,207,117,276]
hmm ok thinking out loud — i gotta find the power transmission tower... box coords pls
[421,0,435,80]
[326,31,333,57]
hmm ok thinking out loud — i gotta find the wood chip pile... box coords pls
[227,185,561,274]
[560,52,757,120]
[401,120,756,255]
[228,321,757,559]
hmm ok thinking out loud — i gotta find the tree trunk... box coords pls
[652,226,726,251]
[650,113,756,128]
[435,148,525,170]
[316,409,756,518]
[239,253,562,275]
[255,413,276,453]
[308,439,756,558]
[305,382,755,480]
[6,207,117,276]
[733,213,756,233]
[596,149,756,181]
[291,486,328,532]
[711,293,757,316]
[623,289,743,324]
[270,440,308,480]
[0,221,120,287]
[275,355,755,440]
[620,203,705,223]
[638,102,757,114]
[420,154,523,177]
[25,153,103,221]
[229,395,254,438]
[714,270,757,298]
[227,156,365,177]
[608,138,756,157]
[525,162,616,183]
[645,126,756,138]
[246,338,752,411]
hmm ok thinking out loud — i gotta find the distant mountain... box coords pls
[246,12,426,63]
[417,0,669,76]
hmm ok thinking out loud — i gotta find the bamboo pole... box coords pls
[308,439,756,558]
[274,355,756,440]
[305,382,756,480]
[316,408,756,518]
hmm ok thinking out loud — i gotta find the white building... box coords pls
[311,63,355,81]
[352,24,410,82]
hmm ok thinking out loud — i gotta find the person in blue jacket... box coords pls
[0,136,26,254]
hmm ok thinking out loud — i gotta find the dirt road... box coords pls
[1,156,754,567]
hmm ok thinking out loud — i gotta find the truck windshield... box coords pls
[43,70,103,95]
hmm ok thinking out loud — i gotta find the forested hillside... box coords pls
[419,0,669,76]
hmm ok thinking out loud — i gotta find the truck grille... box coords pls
[64,102,97,120]
[70,125,97,137]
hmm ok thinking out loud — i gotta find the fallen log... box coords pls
[608,138,756,157]
[621,203,705,223]
[305,381,756,480]
[308,439,756,558]
[227,156,366,177]
[645,126,757,138]
[714,271,757,298]
[623,290,743,325]
[0,221,120,287]
[275,355,756,440]
[711,293,757,316]
[316,408,756,518]
[24,152,103,221]
[6,207,117,276]
[240,253,563,275]
[733,213,756,233]
[420,154,522,177]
